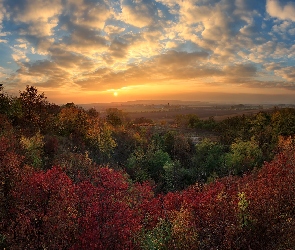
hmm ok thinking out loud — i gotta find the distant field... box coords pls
[81,102,275,123]
[126,107,267,122]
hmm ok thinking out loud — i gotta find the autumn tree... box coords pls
[85,118,117,164]
[106,108,127,127]
[57,103,88,137]
[9,167,78,249]
[73,167,142,249]
[0,136,23,249]
[18,85,49,132]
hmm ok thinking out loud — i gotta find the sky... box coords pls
[1,0,295,104]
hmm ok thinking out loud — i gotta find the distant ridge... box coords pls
[79,100,210,107]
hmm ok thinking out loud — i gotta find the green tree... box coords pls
[126,145,172,189]
[106,108,128,127]
[86,120,117,163]
[163,131,194,168]
[175,114,201,128]
[225,138,263,175]
[18,85,49,132]
[271,108,295,136]
[217,114,252,145]
[20,132,44,169]
[193,139,226,182]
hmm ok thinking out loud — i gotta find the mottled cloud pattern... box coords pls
[0,0,295,102]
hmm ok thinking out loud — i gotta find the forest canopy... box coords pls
[1,86,295,249]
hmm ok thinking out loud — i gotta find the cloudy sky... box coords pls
[1,0,295,104]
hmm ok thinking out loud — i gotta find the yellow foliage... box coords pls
[169,206,199,249]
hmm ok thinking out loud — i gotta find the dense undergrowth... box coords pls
[1,85,295,249]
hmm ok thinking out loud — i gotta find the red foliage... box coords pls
[236,151,295,249]
[0,136,23,238]
[2,134,295,249]
[73,168,143,250]
[9,167,78,249]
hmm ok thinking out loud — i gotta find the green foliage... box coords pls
[126,149,151,182]
[217,114,252,145]
[127,145,172,186]
[139,218,172,250]
[20,132,44,169]
[237,192,251,228]
[86,120,117,163]
[2,86,295,249]
[193,139,226,181]
[164,161,198,192]
[18,85,49,132]
[163,161,179,192]
[112,129,140,166]
[106,108,127,127]
[0,89,11,117]
[163,131,194,168]
[0,233,6,249]
[0,114,13,136]
[272,108,295,136]
[225,138,263,175]
[175,114,201,128]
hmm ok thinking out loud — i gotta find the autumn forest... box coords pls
[1,86,295,249]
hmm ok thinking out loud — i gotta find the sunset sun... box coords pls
[113,92,118,97]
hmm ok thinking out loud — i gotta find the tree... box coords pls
[9,167,79,249]
[86,119,117,164]
[106,108,127,127]
[163,131,194,168]
[0,136,23,249]
[57,103,88,137]
[18,85,49,132]
[225,138,263,175]
[192,139,226,181]
[20,132,44,169]
[126,144,172,191]
[73,167,141,250]
[174,114,201,128]
[272,108,295,136]
[0,86,11,117]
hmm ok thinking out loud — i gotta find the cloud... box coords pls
[69,50,220,90]
[157,50,209,66]
[266,0,295,21]
[109,39,129,58]
[264,62,283,71]
[274,66,295,82]
[66,0,111,30]
[0,0,5,28]
[104,25,125,36]
[58,26,108,56]
[1,0,295,100]
[11,47,28,63]
[49,48,97,72]
[223,63,257,77]
[6,0,62,37]
[121,0,159,28]
[13,60,71,88]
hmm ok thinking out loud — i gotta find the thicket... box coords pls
[1,85,295,249]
